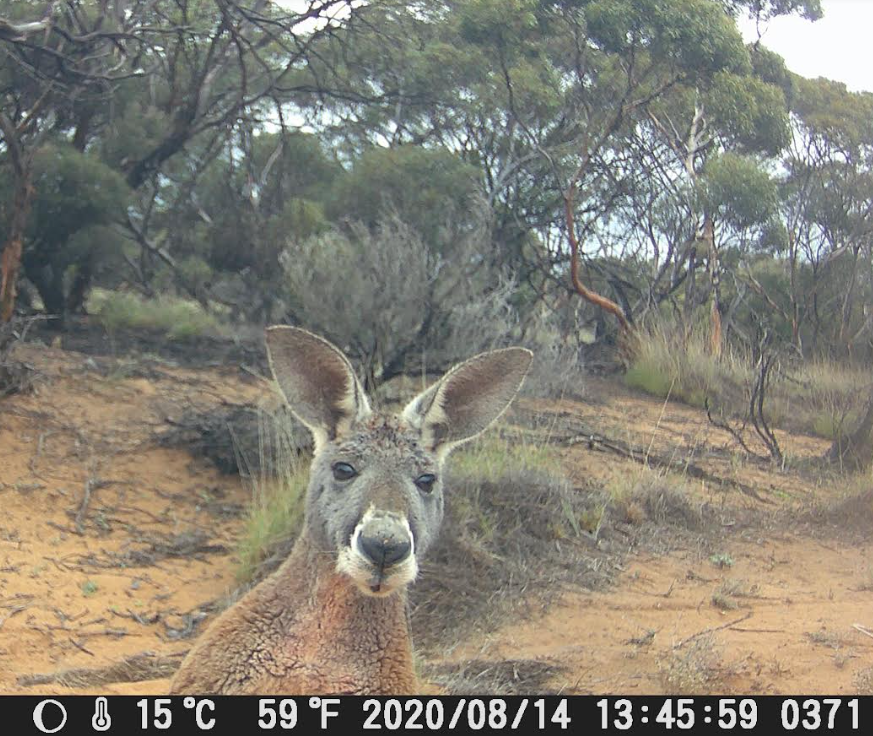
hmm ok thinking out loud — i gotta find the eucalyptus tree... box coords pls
[0,0,369,320]
[632,0,819,352]
[297,0,767,350]
[782,77,873,360]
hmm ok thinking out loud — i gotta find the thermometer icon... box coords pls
[92,697,111,731]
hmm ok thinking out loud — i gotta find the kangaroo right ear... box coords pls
[402,347,533,457]
[266,326,371,450]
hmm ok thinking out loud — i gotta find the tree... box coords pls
[0,0,370,320]
[782,77,873,359]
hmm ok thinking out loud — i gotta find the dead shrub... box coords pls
[659,635,724,694]
[0,317,37,397]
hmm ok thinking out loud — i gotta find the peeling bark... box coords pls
[0,115,35,324]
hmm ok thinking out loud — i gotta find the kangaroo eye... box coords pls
[332,463,357,481]
[415,474,437,494]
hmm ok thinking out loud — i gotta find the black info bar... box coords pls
[8,695,866,734]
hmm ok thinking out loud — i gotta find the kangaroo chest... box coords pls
[244,569,417,695]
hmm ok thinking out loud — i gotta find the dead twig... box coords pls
[0,605,28,629]
[852,623,873,641]
[69,638,96,657]
[673,612,753,650]
[74,476,113,534]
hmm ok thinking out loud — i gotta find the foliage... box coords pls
[89,289,224,341]
[0,0,870,440]
[282,214,516,384]
[700,152,779,229]
[326,146,481,251]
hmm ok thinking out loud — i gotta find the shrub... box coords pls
[89,289,224,341]
[281,214,517,385]
[606,466,702,532]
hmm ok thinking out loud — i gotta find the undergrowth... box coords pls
[88,288,224,341]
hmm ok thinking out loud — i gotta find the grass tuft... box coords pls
[235,465,307,584]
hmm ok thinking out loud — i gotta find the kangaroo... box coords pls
[170,326,533,694]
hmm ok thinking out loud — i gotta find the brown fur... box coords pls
[171,535,415,694]
[170,327,532,695]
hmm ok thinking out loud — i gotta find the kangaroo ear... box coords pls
[402,348,533,456]
[266,326,371,450]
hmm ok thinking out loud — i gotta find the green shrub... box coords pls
[89,289,224,340]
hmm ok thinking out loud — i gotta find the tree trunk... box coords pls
[0,155,33,323]
[704,217,723,357]
[563,187,636,362]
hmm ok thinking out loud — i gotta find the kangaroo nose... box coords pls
[357,519,411,568]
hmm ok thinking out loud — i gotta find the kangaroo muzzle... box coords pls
[357,516,412,569]
[336,509,419,596]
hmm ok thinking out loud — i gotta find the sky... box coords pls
[736,0,873,93]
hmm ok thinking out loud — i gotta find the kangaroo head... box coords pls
[265,326,532,598]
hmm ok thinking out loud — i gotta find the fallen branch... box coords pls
[673,612,753,650]
[561,429,772,503]
[74,476,102,534]
[73,476,118,534]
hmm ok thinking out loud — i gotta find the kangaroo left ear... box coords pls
[402,348,533,456]
[266,326,371,451]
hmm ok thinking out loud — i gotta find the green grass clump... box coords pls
[449,434,560,478]
[623,325,745,409]
[235,462,308,584]
[81,580,99,597]
[624,363,674,399]
[88,288,223,341]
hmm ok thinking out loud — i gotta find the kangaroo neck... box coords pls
[276,531,413,653]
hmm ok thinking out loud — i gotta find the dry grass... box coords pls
[607,465,704,532]
[854,666,873,695]
[411,434,602,651]
[712,578,756,611]
[423,658,566,695]
[624,324,748,409]
[233,407,309,584]
[625,323,870,441]
[809,476,873,534]
[805,629,848,650]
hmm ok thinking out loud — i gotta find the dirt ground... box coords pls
[1,338,871,695]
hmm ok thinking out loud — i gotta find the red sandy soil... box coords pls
[1,343,871,695]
